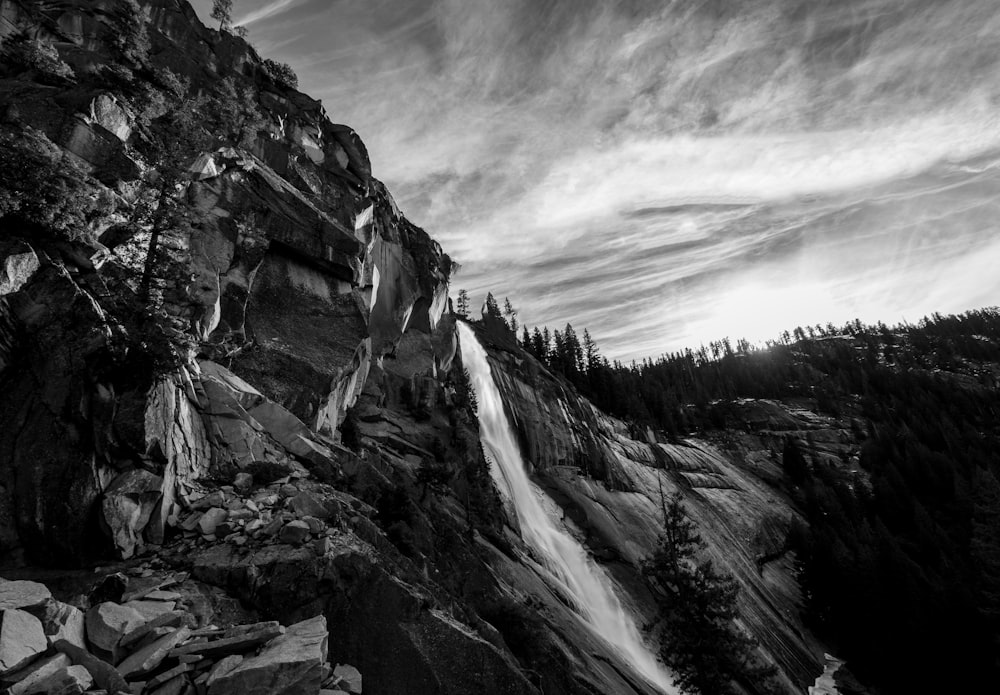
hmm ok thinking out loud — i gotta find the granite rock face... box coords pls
[471,323,845,692]
[0,0,450,566]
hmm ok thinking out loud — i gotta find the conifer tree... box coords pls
[644,493,774,694]
[582,328,599,371]
[563,323,582,375]
[532,327,546,360]
[503,297,518,332]
[211,0,234,30]
[455,289,470,318]
[484,292,502,320]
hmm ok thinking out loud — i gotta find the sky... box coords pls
[191,0,1000,360]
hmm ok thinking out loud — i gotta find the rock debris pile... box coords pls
[0,576,361,695]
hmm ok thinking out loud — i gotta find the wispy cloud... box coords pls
[235,0,304,27]
[188,0,1000,359]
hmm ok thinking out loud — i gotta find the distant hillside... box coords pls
[500,306,1000,694]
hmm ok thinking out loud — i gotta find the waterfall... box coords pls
[457,322,676,695]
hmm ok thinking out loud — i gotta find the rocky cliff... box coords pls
[0,2,845,694]
[0,1,536,693]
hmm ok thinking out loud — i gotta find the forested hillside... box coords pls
[501,304,1000,694]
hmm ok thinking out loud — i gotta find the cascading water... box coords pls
[457,322,676,695]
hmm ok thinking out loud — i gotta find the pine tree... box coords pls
[643,493,774,695]
[563,323,582,376]
[532,327,546,360]
[503,297,518,332]
[582,328,599,371]
[136,76,210,300]
[211,0,234,30]
[455,289,470,318]
[484,292,502,320]
[552,329,565,374]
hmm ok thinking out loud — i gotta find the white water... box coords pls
[457,322,676,694]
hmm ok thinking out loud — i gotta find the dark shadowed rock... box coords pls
[87,574,127,606]
[332,663,362,694]
[29,600,86,650]
[102,469,164,559]
[3,653,70,694]
[278,520,310,545]
[289,490,334,519]
[143,662,194,692]
[0,268,121,566]
[53,639,130,695]
[13,662,92,695]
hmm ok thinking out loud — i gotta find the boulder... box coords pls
[88,574,128,605]
[120,611,191,651]
[89,94,132,141]
[101,469,164,559]
[145,590,182,602]
[0,580,51,611]
[332,664,362,694]
[289,491,334,520]
[4,653,70,695]
[204,655,243,687]
[32,601,86,650]
[169,623,283,660]
[278,520,310,545]
[233,472,254,493]
[302,516,325,534]
[0,243,40,297]
[14,663,92,695]
[199,378,271,472]
[53,639,130,695]
[143,662,193,691]
[191,491,227,512]
[85,602,146,652]
[117,627,190,679]
[123,599,177,622]
[199,508,229,536]
[313,537,334,556]
[207,616,327,695]
[0,609,46,674]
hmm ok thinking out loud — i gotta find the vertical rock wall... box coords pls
[0,0,451,565]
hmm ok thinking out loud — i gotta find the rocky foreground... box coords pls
[0,572,360,695]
